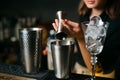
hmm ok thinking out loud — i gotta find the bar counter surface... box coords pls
[0,64,116,80]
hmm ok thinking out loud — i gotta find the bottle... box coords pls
[14,18,22,41]
[55,11,67,40]
[47,29,55,70]
[0,21,3,41]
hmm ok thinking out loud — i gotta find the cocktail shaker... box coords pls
[51,38,74,79]
[19,28,42,74]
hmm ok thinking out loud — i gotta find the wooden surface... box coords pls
[0,73,37,80]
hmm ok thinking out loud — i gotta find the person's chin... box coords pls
[86,4,97,9]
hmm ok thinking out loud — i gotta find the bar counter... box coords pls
[0,64,116,80]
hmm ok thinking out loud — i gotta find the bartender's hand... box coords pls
[52,19,85,42]
[43,47,48,55]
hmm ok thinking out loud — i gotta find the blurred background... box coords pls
[0,0,80,22]
[0,0,80,68]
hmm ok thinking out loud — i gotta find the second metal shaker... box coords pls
[19,28,42,74]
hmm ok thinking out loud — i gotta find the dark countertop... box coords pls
[0,64,116,80]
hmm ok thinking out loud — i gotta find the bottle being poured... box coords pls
[55,11,67,40]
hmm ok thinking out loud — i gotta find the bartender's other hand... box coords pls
[43,47,48,55]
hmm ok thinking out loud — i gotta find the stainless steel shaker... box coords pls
[51,38,74,79]
[19,28,42,73]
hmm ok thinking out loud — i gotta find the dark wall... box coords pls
[0,0,80,65]
[0,0,80,22]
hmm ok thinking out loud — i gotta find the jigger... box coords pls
[51,38,74,79]
[56,11,67,40]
